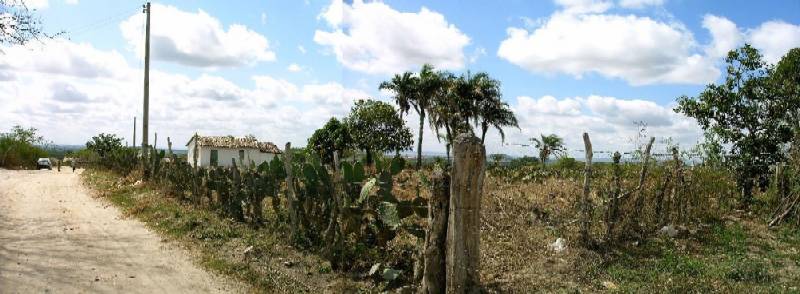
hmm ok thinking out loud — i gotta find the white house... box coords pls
[186,134,282,168]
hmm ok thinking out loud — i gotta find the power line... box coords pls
[65,5,141,37]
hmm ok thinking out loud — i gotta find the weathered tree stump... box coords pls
[422,167,450,294]
[446,134,485,294]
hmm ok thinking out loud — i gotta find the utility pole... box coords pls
[133,116,137,149]
[142,2,151,160]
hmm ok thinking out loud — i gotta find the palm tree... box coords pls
[530,134,565,165]
[468,72,518,144]
[379,64,442,170]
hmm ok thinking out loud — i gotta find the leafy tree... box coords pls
[675,44,798,205]
[86,133,124,159]
[0,125,47,168]
[380,64,443,170]
[530,134,565,165]
[345,99,413,165]
[428,72,478,160]
[1,0,60,45]
[307,117,352,164]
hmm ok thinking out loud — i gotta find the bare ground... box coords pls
[0,169,244,293]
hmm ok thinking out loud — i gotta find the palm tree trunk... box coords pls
[480,122,488,144]
[417,111,425,170]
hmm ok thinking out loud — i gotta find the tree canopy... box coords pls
[675,44,800,204]
[307,117,352,164]
[86,133,124,159]
[345,99,413,164]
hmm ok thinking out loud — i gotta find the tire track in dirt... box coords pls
[0,169,244,293]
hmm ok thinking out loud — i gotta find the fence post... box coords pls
[580,133,593,247]
[606,151,621,242]
[633,137,655,233]
[446,134,485,293]
[282,142,300,241]
[671,147,684,223]
[422,167,450,294]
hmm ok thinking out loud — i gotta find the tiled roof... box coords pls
[187,135,282,153]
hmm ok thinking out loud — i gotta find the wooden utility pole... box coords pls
[141,2,151,158]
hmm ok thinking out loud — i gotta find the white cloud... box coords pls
[0,39,131,79]
[287,63,302,72]
[507,95,701,155]
[748,21,800,64]
[555,0,612,14]
[119,4,275,68]
[618,0,664,9]
[0,39,366,149]
[498,12,719,85]
[298,45,307,54]
[314,0,470,74]
[261,12,267,25]
[65,0,78,5]
[702,14,742,59]
[469,47,487,63]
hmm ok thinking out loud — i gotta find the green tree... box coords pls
[380,64,443,170]
[307,117,352,164]
[345,99,413,165]
[86,133,123,159]
[675,44,798,205]
[469,72,518,144]
[530,134,565,165]
[0,125,47,168]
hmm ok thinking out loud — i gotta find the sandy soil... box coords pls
[0,169,242,293]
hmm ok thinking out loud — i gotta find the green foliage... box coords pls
[676,44,799,205]
[530,134,565,164]
[307,117,353,165]
[345,99,413,164]
[86,133,124,159]
[0,125,48,169]
[552,156,578,170]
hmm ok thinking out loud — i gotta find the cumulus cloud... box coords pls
[748,21,800,64]
[498,12,718,85]
[0,39,131,79]
[555,0,613,14]
[120,4,275,68]
[287,63,302,72]
[313,0,470,74]
[0,39,366,149]
[702,15,742,59]
[618,0,664,9]
[506,95,701,155]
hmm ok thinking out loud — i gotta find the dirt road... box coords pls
[0,169,241,293]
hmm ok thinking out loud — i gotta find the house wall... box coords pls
[187,142,276,168]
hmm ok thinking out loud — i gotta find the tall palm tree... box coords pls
[468,72,518,144]
[379,64,442,170]
[530,134,565,165]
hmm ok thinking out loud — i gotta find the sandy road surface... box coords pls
[0,169,241,293]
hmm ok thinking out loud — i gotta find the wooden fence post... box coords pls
[446,134,485,293]
[580,133,593,247]
[422,167,450,294]
[606,151,621,241]
[671,147,684,223]
[282,142,300,241]
[633,137,655,233]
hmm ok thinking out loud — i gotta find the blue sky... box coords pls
[2,0,799,157]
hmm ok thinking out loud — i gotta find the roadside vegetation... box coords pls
[0,125,48,169]
[78,45,800,292]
